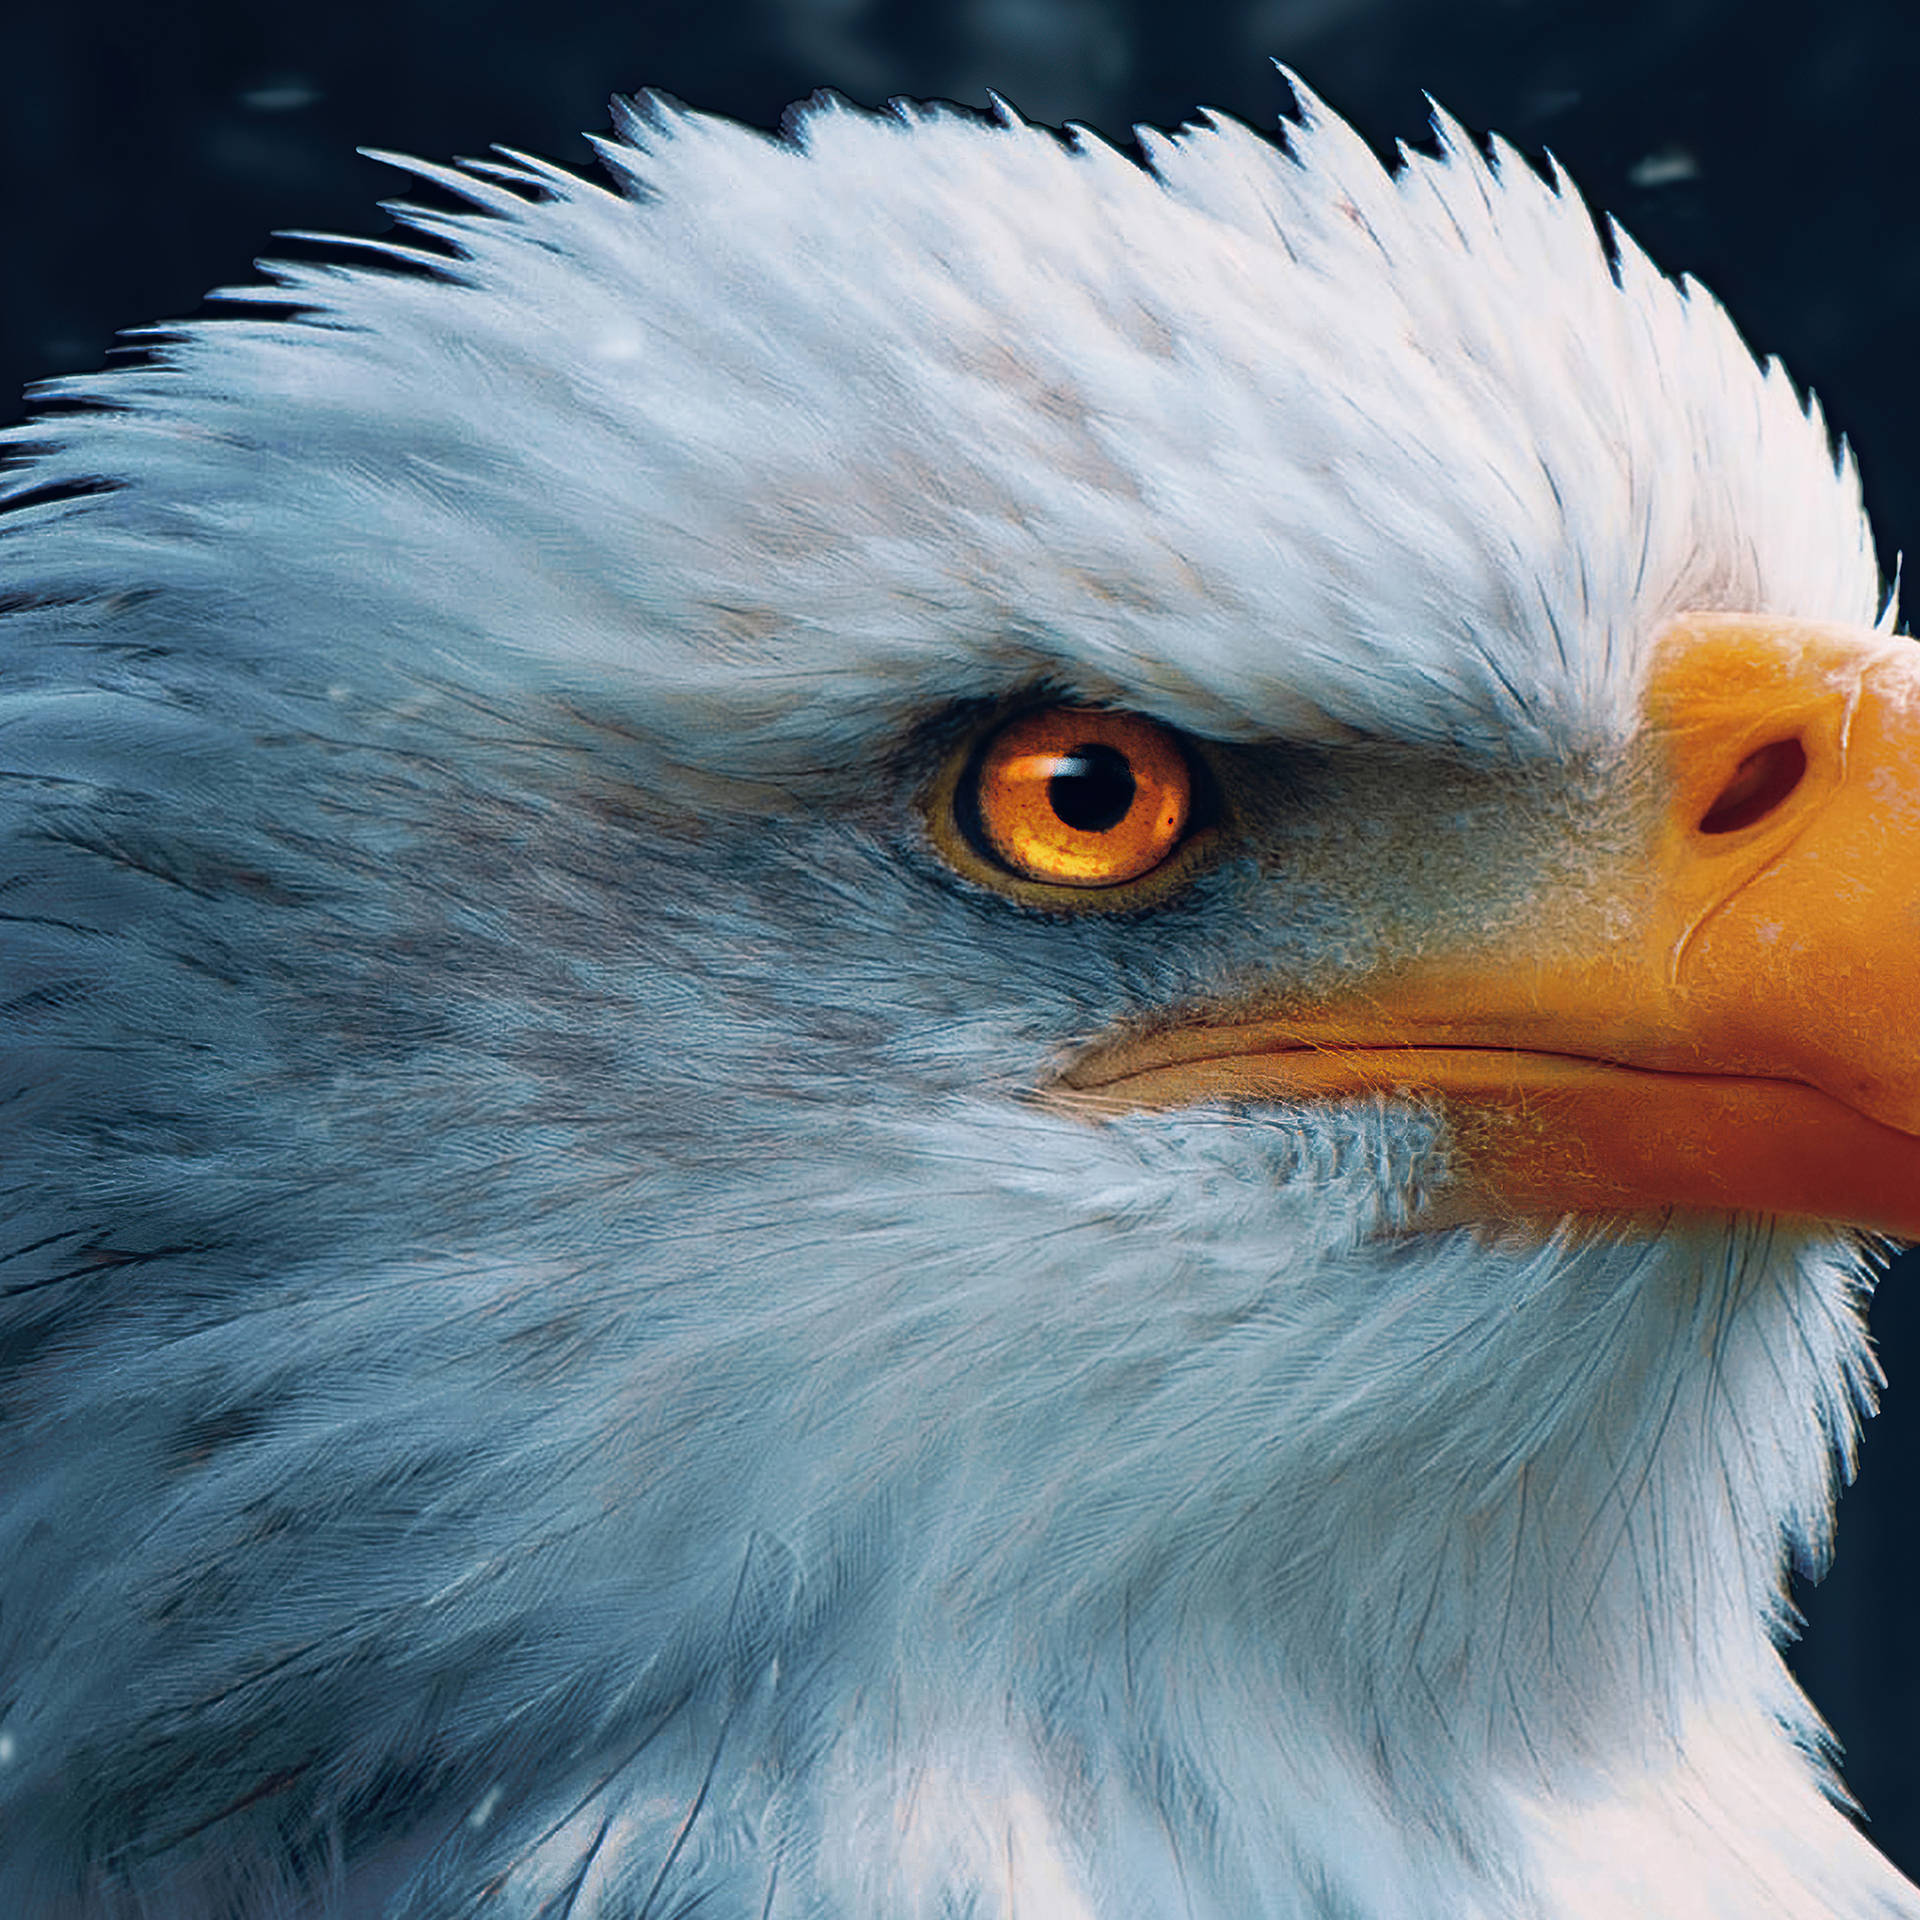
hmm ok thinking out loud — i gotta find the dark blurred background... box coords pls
[4,0,1916,1878]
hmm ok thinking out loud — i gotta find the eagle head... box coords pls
[2,78,1917,1919]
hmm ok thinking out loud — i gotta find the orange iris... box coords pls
[972,708,1192,886]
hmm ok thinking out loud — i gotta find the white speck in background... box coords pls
[1628,146,1700,188]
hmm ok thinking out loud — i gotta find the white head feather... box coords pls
[0,80,1908,1919]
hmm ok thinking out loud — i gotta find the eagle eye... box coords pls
[958,706,1194,889]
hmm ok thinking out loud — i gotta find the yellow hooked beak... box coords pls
[1053,615,1920,1238]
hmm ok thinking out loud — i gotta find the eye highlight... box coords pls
[967,707,1193,887]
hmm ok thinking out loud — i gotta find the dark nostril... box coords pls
[1698,737,1808,835]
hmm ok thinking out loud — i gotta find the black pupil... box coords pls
[1048,742,1137,833]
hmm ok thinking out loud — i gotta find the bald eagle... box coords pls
[3,76,1918,1919]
